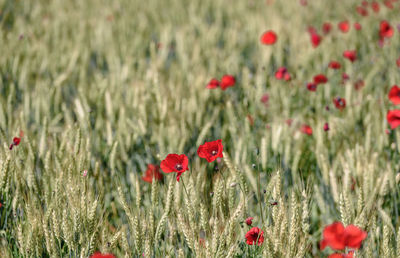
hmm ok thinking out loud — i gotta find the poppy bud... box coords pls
[245,217,254,226]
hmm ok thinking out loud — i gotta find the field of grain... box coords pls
[1,0,400,257]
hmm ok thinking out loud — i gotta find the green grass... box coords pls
[0,0,400,257]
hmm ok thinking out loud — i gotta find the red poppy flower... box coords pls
[275,67,291,81]
[380,20,394,39]
[220,75,236,90]
[356,6,368,16]
[322,23,332,34]
[320,222,367,251]
[310,32,322,48]
[9,137,21,150]
[333,97,346,110]
[354,22,362,30]
[260,30,277,45]
[307,82,317,92]
[275,67,286,79]
[142,164,163,183]
[245,227,264,245]
[397,57,400,68]
[387,110,400,129]
[338,21,350,33]
[343,50,357,62]
[384,0,394,9]
[354,79,365,90]
[13,137,21,146]
[371,1,380,12]
[197,139,223,163]
[245,217,254,226]
[324,123,330,131]
[329,61,341,69]
[314,74,328,84]
[344,225,368,249]
[0,202,2,208]
[388,85,400,105]
[283,72,291,81]
[160,154,189,182]
[206,78,220,89]
[90,253,116,258]
[300,125,313,135]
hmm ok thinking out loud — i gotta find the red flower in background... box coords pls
[384,0,394,9]
[275,67,291,81]
[142,164,163,183]
[329,61,341,69]
[160,154,189,182]
[90,253,116,258]
[320,222,367,251]
[387,110,400,129]
[310,32,322,48]
[245,227,264,245]
[301,125,313,135]
[322,22,332,34]
[371,1,380,12]
[9,137,21,150]
[354,22,362,30]
[380,20,394,39]
[343,50,357,62]
[314,74,328,84]
[356,6,368,16]
[206,78,220,89]
[245,217,254,226]
[389,85,400,105]
[338,21,350,33]
[260,30,277,45]
[344,225,368,249]
[220,75,236,90]
[324,123,330,131]
[197,139,223,163]
[333,97,346,110]
[299,0,307,6]
[307,82,317,92]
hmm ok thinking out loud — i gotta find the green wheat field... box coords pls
[1,0,400,257]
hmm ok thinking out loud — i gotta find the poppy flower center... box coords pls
[211,150,218,156]
[175,164,183,171]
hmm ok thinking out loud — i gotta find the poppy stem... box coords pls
[180,176,190,200]
[256,162,265,226]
